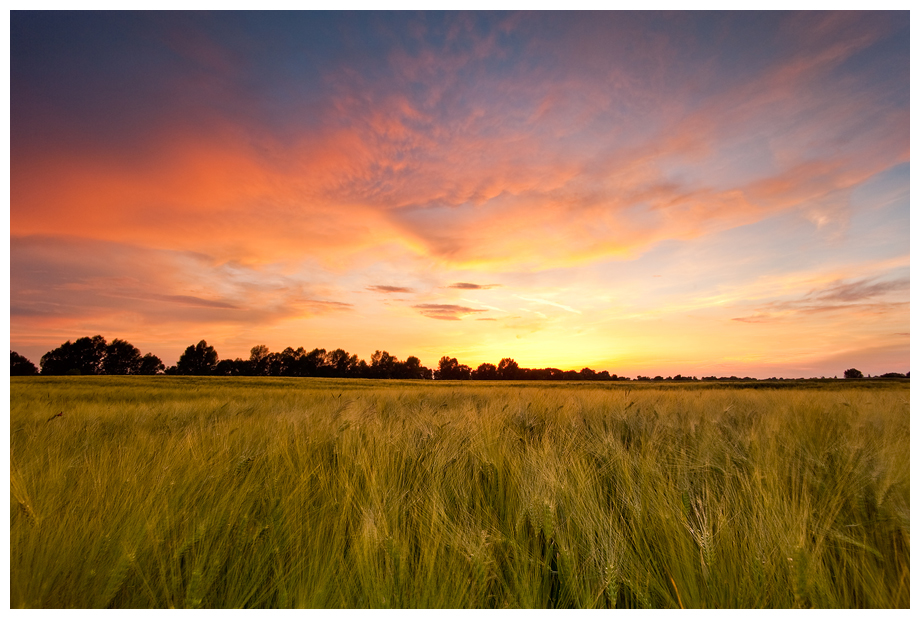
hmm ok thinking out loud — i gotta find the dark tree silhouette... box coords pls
[176,340,218,375]
[325,348,359,377]
[103,338,143,375]
[844,368,864,379]
[497,357,519,380]
[30,334,644,381]
[370,350,397,379]
[138,352,165,375]
[399,356,431,380]
[300,348,328,376]
[435,356,471,380]
[10,351,38,376]
[472,362,498,380]
[215,358,241,376]
[40,335,107,375]
[249,345,271,375]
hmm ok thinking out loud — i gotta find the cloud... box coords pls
[10,235,354,355]
[11,13,906,274]
[412,304,488,321]
[811,277,909,303]
[731,314,772,324]
[448,282,500,289]
[515,295,581,314]
[112,293,241,310]
[367,285,414,294]
[730,276,909,323]
[459,299,508,313]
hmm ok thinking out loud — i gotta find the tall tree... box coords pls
[40,335,107,375]
[138,353,165,375]
[435,356,471,380]
[249,345,271,376]
[370,350,397,379]
[10,351,38,376]
[176,340,218,375]
[301,348,327,376]
[103,338,143,374]
[401,356,431,380]
[497,358,519,380]
[472,363,498,380]
[324,348,358,377]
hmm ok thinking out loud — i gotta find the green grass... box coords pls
[10,377,910,608]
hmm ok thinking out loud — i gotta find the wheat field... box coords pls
[9,376,910,608]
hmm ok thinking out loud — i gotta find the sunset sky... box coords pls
[9,11,910,378]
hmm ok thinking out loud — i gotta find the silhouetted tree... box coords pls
[435,356,471,380]
[262,352,282,376]
[215,358,255,376]
[40,335,107,375]
[844,368,864,379]
[324,348,359,377]
[370,350,398,379]
[103,338,143,375]
[138,352,165,375]
[390,355,427,379]
[176,340,218,375]
[473,362,498,380]
[249,345,271,376]
[497,358,519,380]
[300,348,327,376]
[10,351,38,376]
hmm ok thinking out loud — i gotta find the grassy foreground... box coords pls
[10,377,910,608]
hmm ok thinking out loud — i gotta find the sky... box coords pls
[8,10,910,378]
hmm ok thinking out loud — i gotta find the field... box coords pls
[10,376,910,608]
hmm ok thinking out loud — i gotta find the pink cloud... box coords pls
[11,12,907,276]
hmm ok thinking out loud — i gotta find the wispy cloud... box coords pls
[459,299,508,313]
[811,277,909,302]
[367,285,414,294]
[448,282,500,289]
[412,303,488,321]
[515,295,581,314]
[731,276,909,323]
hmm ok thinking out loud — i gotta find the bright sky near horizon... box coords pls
[9,11,910,378]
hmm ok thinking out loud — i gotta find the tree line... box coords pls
[10,336,627,380]
[9,335,909,381]
[11,336,164,376]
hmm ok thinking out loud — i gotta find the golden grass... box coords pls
[10,377,910,607]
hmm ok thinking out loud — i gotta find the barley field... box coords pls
[9,377,910,608]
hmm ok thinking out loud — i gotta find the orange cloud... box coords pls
[12,12,906,277]
[412,304,488,321]
[367,285,414,294]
